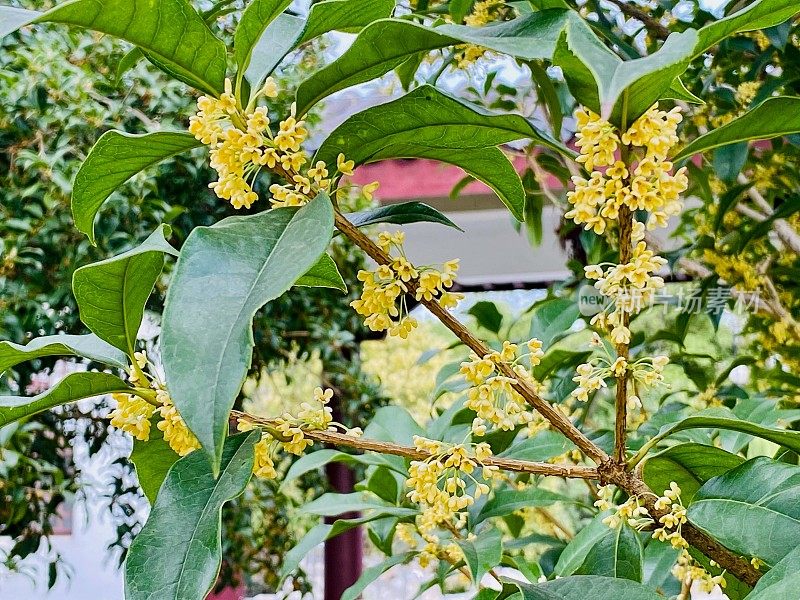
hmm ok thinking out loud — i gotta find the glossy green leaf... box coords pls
[469,301,504,334]
[294,253,347,291]
[130,422,178,504]
[554,512,614,576]
[641,443,744,504]
[554,0,800,124]
[341,552,414,600]
[674,97,800,160]
[299,0,395,44]
[244,13,305,92]
[688,457,800,566]
[5,0,229,95]
[73,225,177,355]
[234,0,292,75]
[643,413,800,458]
[72,131,201,243]
[457,528,503,583]
[498,430,573,462]
[574,525,643,582]
[0,371,132,427]
[514,576,664,600]
[161,195,334,473]
[279,523,332,581]
[0,333,127,375]
[315,86,565,220]
[529,297,579,349]
[314,85,566,164]
[345,202,462,232]
[243,0,395,93]
[295,10,573,115]
[124,431,257,600]
[477,488,568,523]
[279,449,392,492]
[301,492,416,517]
[747,545,800,600]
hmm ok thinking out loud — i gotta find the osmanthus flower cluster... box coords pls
[351,231,463,338]
[189,77,375,210]
[459,339,547,435]
[596,482,726,593]
[108,351,200,456]
[571,333,670,406]
[563,103,689,423]
[401,436,498,567]
[238,386,363,480]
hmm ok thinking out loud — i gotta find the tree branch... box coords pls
[332,210,762,586]
[232,411,600,480]
[604,0,670,41]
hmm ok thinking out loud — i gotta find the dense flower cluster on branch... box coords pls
[460,338,547,435]
[351,230,463,338]
[108,351,200,456]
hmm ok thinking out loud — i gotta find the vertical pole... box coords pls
[323,385,362,600]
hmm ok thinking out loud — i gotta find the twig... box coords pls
[604,0,670,41]
[332,210,762,586]
[737,174,800,255]
[232,410,600,479]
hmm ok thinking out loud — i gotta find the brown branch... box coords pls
[613,207,633,465]
[232,411,600,480]
[334,211,608,465]
[332,211,763,586]
[604,0,670,41]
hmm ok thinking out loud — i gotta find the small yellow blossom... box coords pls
[109,393,155,441]
[157,395,201,457]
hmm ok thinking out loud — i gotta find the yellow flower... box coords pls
[253,435,278,479]
[260,76,279,98]
[157,396,201,457]
[362,181,380,201]
[109,393,155,441]
[336,153,355,176]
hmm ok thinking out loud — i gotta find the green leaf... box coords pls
[641,443,744,504]
[161,195,334,473]
[687,457,800,566]
[0,334,127,375]
[299,0,396,44]
[301,492,416,517]
[124,431,257,600]
[477,488,568,523]
[279,523,332,581]
[457,528,503,583]
[130,422,179,504]
[72,131,201,243]
[73,225,177,355]
[712,142,748,184]
[498,430,573,462]
[234,0,292,75]
[554,512,614,576]
[574,525,643,582]
[243,0,395,93]
[295,10,573,115]
[664,77,703,104]
[345,202,462,231]
[554,0,800,124]
[363,405,425,445]
[529,297,579,349]
[0,372,132,427]
[674,97,800,160]
[642,413,800,459]
[469,301,504,334]
[341,553,414,600]
[294,254,347,291]
[315,86,564,220]
[514,576,664,600]
[747,545,800,600]
[244,13,305,92]
[279,449,392,492]
[10,0,229,95]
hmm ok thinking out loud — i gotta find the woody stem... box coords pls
[614,204,633,465]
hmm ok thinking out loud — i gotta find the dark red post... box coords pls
[324,461,362,599]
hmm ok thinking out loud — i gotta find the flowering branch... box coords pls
[231,410,600,480]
